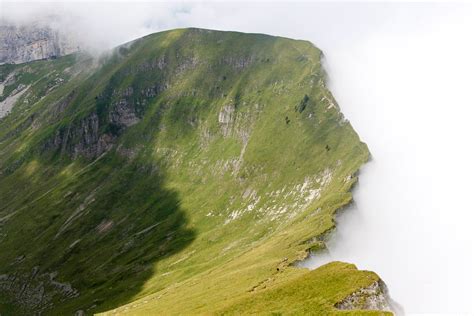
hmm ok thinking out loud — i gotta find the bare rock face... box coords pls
[0,82,29,119]
[335,280,396,313]
[218,104,235,137]
[0,21,80,65]
[45,112,116,159]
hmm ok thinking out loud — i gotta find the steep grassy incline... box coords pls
[0,28,381,315]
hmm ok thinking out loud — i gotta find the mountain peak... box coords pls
[0,28,392,315]
[0,20,80,65]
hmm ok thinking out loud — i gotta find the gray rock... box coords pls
[218,104,235,137]
[335,279,396,312]
[0,21,80,64]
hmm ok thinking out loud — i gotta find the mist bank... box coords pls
[315,6,474,313]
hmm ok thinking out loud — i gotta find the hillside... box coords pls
[0,28,390,315]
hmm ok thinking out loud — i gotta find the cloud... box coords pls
[1,1,473,313]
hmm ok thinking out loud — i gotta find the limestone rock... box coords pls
[0,21,80,65]
[335,279,396,313]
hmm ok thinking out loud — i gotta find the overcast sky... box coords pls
[2,1,474,314]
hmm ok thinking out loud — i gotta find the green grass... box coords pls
[0,28,379,315]
[217,262,390,316]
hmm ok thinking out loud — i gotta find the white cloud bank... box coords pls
[1,1,473,314]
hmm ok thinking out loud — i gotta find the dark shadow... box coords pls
[0,152,195,315]
[0,47,199,314]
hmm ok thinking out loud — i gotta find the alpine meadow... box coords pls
[0,28,397,315]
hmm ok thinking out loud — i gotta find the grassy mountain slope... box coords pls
[0,28,383,315]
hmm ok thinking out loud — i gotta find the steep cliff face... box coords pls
[0,22,79,65]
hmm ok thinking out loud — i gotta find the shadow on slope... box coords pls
[0,153,196,315]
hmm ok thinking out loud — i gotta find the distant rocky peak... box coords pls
[0,19,80,64]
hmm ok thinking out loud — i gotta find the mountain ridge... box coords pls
[0,28,392,315]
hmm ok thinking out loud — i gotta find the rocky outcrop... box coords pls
[45,112,115,159]
[44,85,155,159]
[0,267,79,313]
[335,279,395,312]
[0,82,29,119]
[0,21,79,64]
[218,104,235,137]
[109,99,140,128]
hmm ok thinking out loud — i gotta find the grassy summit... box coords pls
[0,28,383,315]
